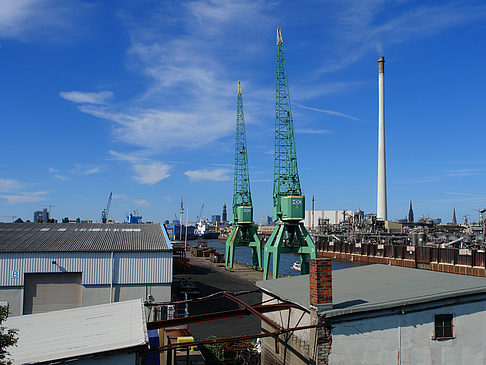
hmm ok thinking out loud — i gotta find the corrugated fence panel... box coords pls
[115,252,173,284]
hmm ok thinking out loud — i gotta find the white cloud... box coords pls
[0,0,91,41]
[109,150,171,185]
[444,168,486,177]
[0,191,47,205]
[133,162,171,185]
[0,177,47,204]
[0,178,25,192]
[184,168,231,182]
[48,167,68,181]
[59,91,113,105]
[294,103,359,121]
[61,1,275,152]
[71,164,102,175]
[320,2,486,72]
[113,193,150,208]
[295,128,333,135]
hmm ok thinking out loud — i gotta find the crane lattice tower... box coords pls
[225,81,262,271]
[263,27,316,280]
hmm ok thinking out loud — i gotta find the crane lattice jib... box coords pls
[233,81,252,220]
[273,27,301,219]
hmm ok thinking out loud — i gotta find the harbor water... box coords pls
[203,239,361,276]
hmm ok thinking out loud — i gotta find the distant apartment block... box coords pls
[211,215,221,224]
[33,208,49,223]
[260,216,273,225]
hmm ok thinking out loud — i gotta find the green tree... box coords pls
[0,306,18,365]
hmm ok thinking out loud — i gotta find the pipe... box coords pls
[109,251,114,303]
[377,56,387,221]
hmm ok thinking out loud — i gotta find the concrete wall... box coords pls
[329,300,486,365]
[261,293,311,365]
[1,283,172,317]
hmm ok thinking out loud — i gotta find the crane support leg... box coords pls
[225,224,262,271]
[263,222,316,279]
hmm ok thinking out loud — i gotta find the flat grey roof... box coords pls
[5,299,148,364]
[257,264,486,318]
[0,223,171,252]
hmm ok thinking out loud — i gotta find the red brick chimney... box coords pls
[310,258,333,312]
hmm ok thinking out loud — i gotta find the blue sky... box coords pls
[1,0,486,224]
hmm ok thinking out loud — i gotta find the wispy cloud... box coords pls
[71,164,102,175]
[184,168,231,182]
[295,128,333,135]
[321,2,486,72]
[430,191,486,203]
[0,177,47,205]
[113,193,150,208]
[0,178,26,192]
[0,0,92,41]
[444,168,486,177]
[48,167,68,181]
[61,1,275,152]
[60,91,113,105]
[294,103,359,121]
[109,150,171,185]
[0,191,47,205]
[394,176,440,185]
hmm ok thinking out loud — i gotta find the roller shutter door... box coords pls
[23,272,82,314]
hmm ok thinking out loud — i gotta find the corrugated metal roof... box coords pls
[257,264,486,318]
[5,299,148,364]
[0,223,171,252]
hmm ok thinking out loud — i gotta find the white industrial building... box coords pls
[5,299,148,364]
[304,210,352,228]
[257,261,486,364]
[0,223,173,316]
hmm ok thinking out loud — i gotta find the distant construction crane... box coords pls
[101,192,112,223]
[225,81,262,271]
[0,216,17,223]
[263,27,316,279]
[197,203,205,221]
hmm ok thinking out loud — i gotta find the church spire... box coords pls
[408,200,414,223]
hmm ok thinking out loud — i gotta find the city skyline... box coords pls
[1,1,486,223]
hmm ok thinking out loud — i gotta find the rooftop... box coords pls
[0,223,171,252]
[5,299,148,364]
[257,264,486,318]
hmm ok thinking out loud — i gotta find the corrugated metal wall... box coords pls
[0,251,172,286]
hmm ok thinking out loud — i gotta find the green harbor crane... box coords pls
[263,27,316,280]
[225,81,262,271]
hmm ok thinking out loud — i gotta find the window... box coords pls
[434,314,453,339]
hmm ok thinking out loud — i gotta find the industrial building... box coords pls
[0,222,172,316]
[5,299,148,364]
[304,210,352,228]
[257,259,486,364]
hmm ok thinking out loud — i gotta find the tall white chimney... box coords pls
[377,56,387,221]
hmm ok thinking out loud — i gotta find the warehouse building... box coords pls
[0,223,172,316]
[257,260,486,364]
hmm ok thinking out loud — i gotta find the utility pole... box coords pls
[179,194,184,241]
